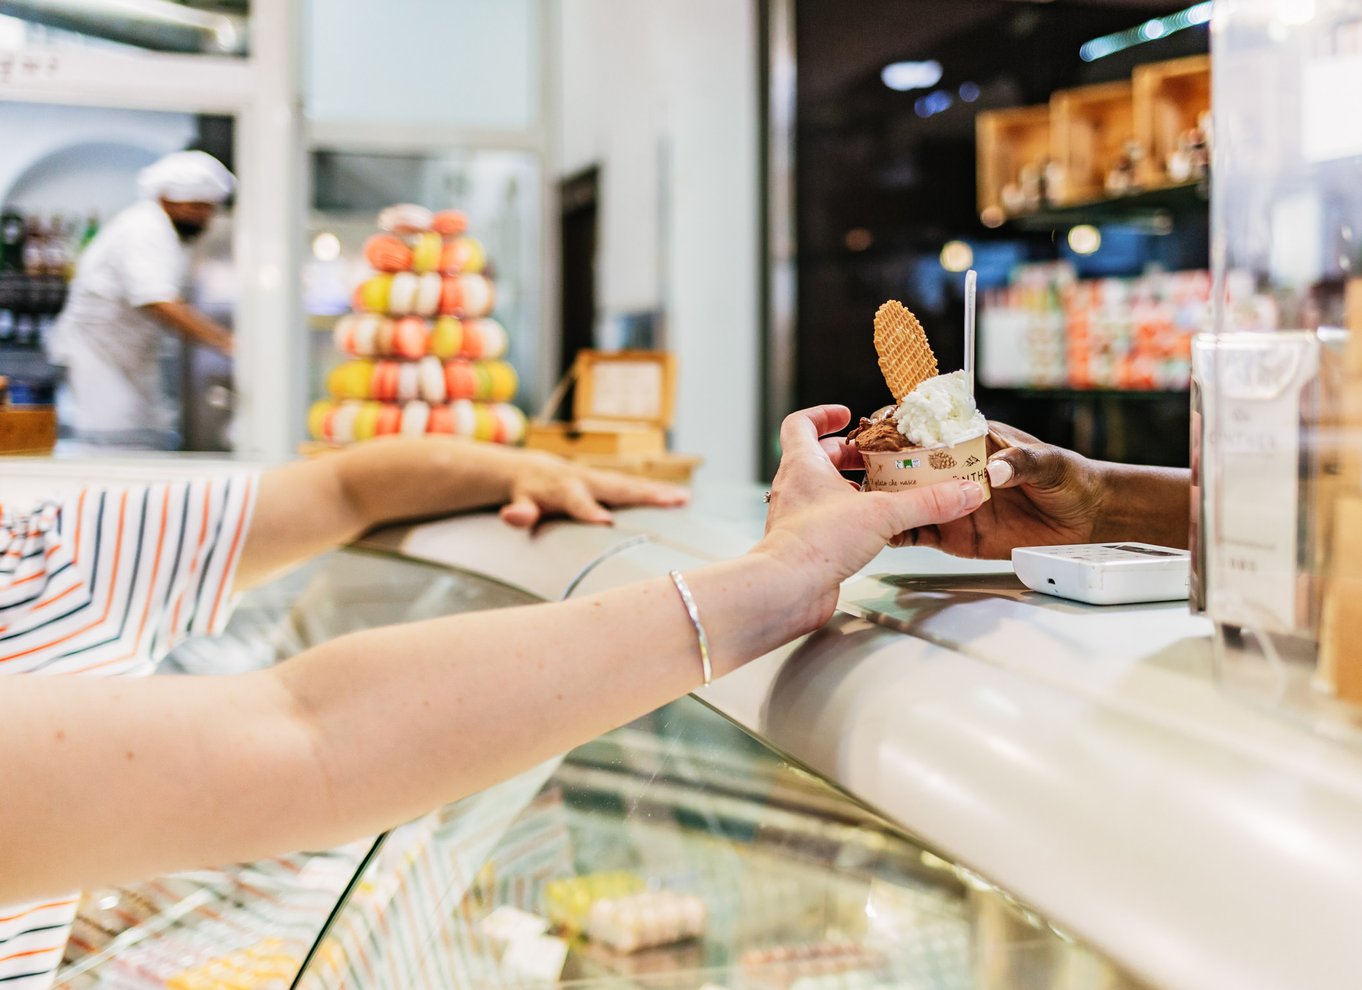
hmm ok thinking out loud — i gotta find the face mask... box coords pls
[171,219,207,241]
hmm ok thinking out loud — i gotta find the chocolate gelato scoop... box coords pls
[848,416,910,452]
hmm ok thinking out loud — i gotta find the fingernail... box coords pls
[986,459,1013,487]
[959,480,984,508]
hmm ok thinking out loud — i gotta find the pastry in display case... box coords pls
[50,543,1148,990]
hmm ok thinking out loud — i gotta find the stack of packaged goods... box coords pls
[308,204,526,445]
[980,262,1215,391]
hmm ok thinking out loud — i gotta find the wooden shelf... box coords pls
[0,406,57,454]
[976,104,1051,220]
[976,56,1210,224]
[1051,80,1135,206]
[1135,54,1211,189]
[1003,180,1208,232]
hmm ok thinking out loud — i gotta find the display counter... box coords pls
[17,473,1359,989]
[362,487,1362,990]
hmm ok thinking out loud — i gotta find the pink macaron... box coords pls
[392,316,428,360]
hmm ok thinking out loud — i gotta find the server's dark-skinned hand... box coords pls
[895,422,1192,558]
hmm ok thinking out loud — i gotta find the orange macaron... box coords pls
[374,402,402,435]
[444,359,477,400]
[392,316,428,360]
[431,209,469,237]
[363,233,413,273]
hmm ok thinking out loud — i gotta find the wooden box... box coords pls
[1051,81,1135,205]
[0,406,57,455]
[975,104,1051,219]
[525,350,700,480]
[1134,55,1211,189]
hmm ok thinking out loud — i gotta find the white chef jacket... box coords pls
[47,200,192,443]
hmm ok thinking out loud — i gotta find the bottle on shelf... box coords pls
[43,213,72,279]
[21,217,44,276]
[0,211,24,273]
[80,211,100,252]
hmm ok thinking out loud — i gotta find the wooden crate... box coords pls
[527,350,675,458]
[1134,54,1211,189]
[975,104,1051,219]
[0,406,57,455]
[575,451,703,484]
[523,421,665,458]
[1051,81,1135,205]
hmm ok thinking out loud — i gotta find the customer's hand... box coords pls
[756,405,985,632]
[898,422,1110,559]
[499,451,690,528]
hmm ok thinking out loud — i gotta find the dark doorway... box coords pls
[559,166,600,380]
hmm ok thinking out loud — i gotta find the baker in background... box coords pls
[47,150,236,449]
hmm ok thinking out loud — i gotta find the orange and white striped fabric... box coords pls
[0,474,256,988]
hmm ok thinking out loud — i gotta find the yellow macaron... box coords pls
[326,359,375,400]
[430,316,462,359]
[307,400,332,441]
[411,232,443,275]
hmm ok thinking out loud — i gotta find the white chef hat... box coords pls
[137,150,236,204]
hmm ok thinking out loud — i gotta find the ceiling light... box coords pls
[845,228,875,252]
[882,60,943,92]
[312,232,341,262]
[1067,225,1102,255]
[1080,3,1209,61]
[940,240,974,272]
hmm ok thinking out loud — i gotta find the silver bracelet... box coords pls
[668,569,713,686]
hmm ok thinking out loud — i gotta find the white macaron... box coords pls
[415,271,443,317]
[400,400,431,436]
[418,355,447,403]
[396,361,421,403]
[472,318,508,359]
[389,271,419,316]
[449,398,477,437]
[331,401,361,444]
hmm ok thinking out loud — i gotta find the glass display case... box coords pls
[53,545,1147,990]
[1202,0,1362,739]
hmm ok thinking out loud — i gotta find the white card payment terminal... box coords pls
[1011,542,1190,605]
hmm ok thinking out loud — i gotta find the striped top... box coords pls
[0,474,257,989]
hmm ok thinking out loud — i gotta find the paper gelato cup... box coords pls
[861,428,991,501]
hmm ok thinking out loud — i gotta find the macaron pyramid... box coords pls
[308,203,527,445]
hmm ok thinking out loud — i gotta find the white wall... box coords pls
[306,0,539,132]
[0,104,195,217]
[553,0,761,483]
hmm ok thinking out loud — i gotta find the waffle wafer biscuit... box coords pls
[873,300,938,401]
